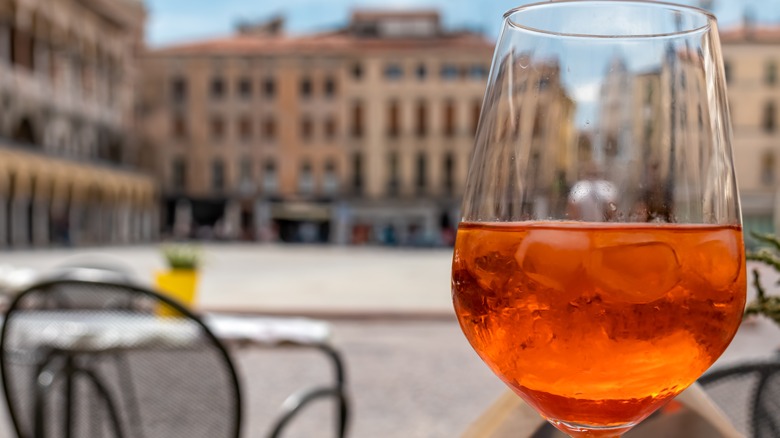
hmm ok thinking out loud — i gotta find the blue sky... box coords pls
[145,0,780,47]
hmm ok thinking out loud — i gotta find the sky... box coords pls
[145,0,780,47]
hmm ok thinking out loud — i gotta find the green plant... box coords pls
[745,232,780,326]
[161,244,202,271]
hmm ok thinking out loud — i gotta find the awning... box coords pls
[271,202,331,221]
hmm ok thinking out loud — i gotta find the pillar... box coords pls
[10,196,29,248]
[330,201,352,245]
[173,198,192,239]
[32,199,50,246]
[223,200,241,240]
[0,196,7,248]
[68,202,82,246]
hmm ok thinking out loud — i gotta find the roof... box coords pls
[720,25,780,44]
[351,10,441,21]
[148,30,493,57]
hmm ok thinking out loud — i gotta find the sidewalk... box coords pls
[0,244,456,317]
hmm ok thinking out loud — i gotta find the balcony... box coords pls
[0,63,122,128]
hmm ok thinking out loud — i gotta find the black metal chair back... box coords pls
[698,358,780,438]
[0,270,242,438]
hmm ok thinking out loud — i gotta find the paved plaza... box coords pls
[0,245,778,436]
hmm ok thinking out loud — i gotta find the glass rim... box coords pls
[503,0,716,39]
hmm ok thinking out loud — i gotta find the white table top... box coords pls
[4,311,332,354]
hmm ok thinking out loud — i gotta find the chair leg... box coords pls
[113,353,144,438]
[34,353,66,438]
[77,368,125,438]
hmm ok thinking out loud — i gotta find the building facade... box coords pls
[722,26,780,244]
[0,0,157,248]
[140,11,492,244]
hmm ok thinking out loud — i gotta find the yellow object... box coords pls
[155,269,199,315]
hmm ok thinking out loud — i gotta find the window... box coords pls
[324,76,337,98]
[764,101,776,133]
[212,159,225,191]
[263,159,278,193]
[351,152,363,194]
[416,64,427,80]
[300,77,312,98]
[323,160,339,195]
[351,101,364,138]
[210,116,225,141]
[298,161,314,194]
[444,100,456,137]
[210,77,225,100]
[387,152,399,196]
[301,116,314,141]
[172,114,187,140]
[238,78,252,99]
[171,77,187,103]
[443,152,455,195]
[767,61,777,86]
[762,151,775,185]
[388,100,400,138]
[239,116,252,142]
[471,100,481,134]
[440,65,459,80]
[470,65,489,80]
[262,117,276,141]
[172,157,186,191]
[263,78,276,98]
[384,64,403,80]
[415,152,427,193]
[324,117,337,140]
[416,101,428,138]
[352,63,363,80]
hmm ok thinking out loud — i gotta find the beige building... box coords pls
[0,0,157,248]
[139,11,492,244]
[722,26,780,242]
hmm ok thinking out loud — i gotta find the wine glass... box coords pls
[451,1,745,437]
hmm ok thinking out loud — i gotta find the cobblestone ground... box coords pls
[238,319,505,438]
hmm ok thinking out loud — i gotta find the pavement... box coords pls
[0,244,778,437]
[0,244,456,317]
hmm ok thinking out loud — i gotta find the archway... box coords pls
[12,117,38,147]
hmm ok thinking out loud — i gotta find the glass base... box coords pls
[548,419,636,437]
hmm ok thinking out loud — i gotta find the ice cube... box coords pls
[590,241,681,303]
[688,232,741,290]
[514,229,589,298]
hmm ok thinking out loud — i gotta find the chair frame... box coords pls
[698,358,780,438]
[0,270,243,438]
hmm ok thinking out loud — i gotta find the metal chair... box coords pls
[698,357,780,438]
[0,270,242,438]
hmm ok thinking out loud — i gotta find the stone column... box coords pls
[223,200,241,240]
[117,203,130,244]
[10,197,29,248]
[254,199,273,243]
[173,199,192,239]
[32,199,50,247]
[330,201,352,245]
[0,197,7,248]
[68,202,82,246]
